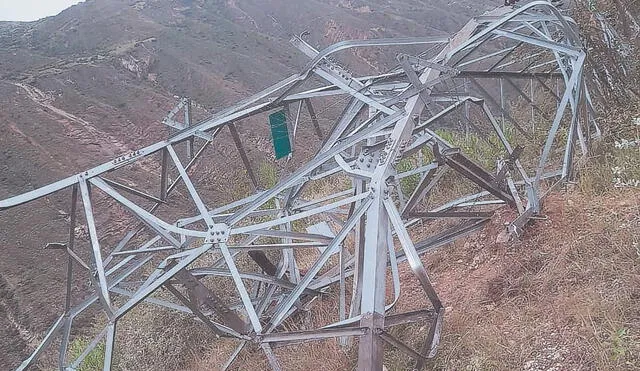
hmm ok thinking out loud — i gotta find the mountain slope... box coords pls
[0,1,497,369]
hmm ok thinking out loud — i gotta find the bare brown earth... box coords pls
[423,190,640,370]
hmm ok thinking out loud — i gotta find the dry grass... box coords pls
[185,186,639,371]
[186,294,355,371]
[416,189,640,371]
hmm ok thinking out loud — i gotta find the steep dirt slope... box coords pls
[422,190,640,370]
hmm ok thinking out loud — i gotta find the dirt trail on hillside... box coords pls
[13,82,157,175]
[0,275,33,368]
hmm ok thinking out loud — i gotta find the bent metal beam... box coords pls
[1,3,597,371]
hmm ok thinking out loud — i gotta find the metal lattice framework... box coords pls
[2,2,599,371]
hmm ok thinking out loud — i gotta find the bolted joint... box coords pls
[205,223,230,243]
[357,147,381,171]
[382,180,394,199]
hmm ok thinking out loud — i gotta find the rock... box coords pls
[74,225,88,240]
[496,229,510,244]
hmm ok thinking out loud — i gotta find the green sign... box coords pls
[268,110,292,159]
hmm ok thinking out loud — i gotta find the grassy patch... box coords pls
[435,128,511,170]
[67,338,107,371]
[258,160,278,189]
[579,113,640,194]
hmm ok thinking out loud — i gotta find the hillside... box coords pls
[1,1,639,370]
[0,1,496,369]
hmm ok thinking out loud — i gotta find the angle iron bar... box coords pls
[247,229,333,243]
[455,199,506,208]
[293,99,303,140]
[456,71,562,79]
[407,211,495,219]
[410,219,490,257]
[69,325,109,370]
[112,243,213,320]
[101,177,166,204]
[535,52,585,187]
[385,198,442,310]
[479,101,531,182]
[163,283,230,338]
[105,236,161,276]
[90,177,197,242]
[228,123,259,189]
[402,165,448,216]
[61,181,77,368]
[226,110,405,227]
[386,224,402,309]
[468,78,531,138]
[231,191,370,235]
[260,327,368,344]
[414,308,445,367]
[267,196,373,332]
[79,178,114,316]
[439,151,515,206]
[59,316,73,369]
[378,330,430,361]
[320,98,366,154]
[260,343,283,371]
[396,163,439,179]
[103,322,116,371]
[534,74,562,101]
[385,309,436,328]
[475,14,575,24]
[503,78,552,120]
[112,245,180,256]
[222,341,246,371]
[103,230,137,267]
[456,45,517,68]
[291,188,354,212]
[488,41,526,72]
[175,267,248,334]
[63,184,78,316]
[16,314,65,371]
[227,242,326,250]
[493,50,547,73]
[65,246,92,271]
[109,286,193,314]
[313,68,394,114]
[188,268,321,295]
[177,190,267,227]
[70,255,154,318]
[492,28,580,57]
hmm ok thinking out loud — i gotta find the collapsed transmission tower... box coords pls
[2,2,598,370]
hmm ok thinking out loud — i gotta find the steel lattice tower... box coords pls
[1,2,598,370]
